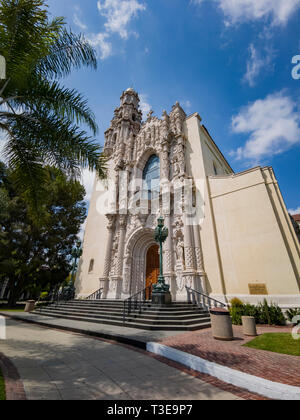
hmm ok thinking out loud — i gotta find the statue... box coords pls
[176,238,185,269]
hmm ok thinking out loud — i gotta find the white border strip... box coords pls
[146,342,300,400]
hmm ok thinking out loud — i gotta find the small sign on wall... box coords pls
[249,284,268,295]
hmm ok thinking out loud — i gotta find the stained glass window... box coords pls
[142,155,160,200]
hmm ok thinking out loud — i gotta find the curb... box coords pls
[146,342,300,401]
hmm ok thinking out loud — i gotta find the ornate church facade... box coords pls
[75,88,300,308]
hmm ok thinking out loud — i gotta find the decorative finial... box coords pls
[147,110,154,120]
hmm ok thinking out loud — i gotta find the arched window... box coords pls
[142,155,160,200]
[88,259,94,273]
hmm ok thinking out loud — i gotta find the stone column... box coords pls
[183,218,195,271]
[163,215,176,299]
[160,142,176,299]
[112,215,127,299]
[160,142,170,181]
[176,136,186,177]
[99,215,115,299]
[192,224,207,294]
[181,214,197,299]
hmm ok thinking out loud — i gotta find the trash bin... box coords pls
[24,300,35,313]
[242,316,257,337]
[210,307,234,341]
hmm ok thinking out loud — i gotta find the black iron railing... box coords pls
[123,286,152,324]
[52,288,75,304]
[86,288,104,301]
[186,286,227,311]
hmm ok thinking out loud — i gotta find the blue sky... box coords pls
[46,0,300,214]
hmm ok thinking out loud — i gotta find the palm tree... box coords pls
[0,0,106,214]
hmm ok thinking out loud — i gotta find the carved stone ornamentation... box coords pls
[100,89,205,300]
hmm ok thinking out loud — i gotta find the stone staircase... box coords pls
[33,300,211,331]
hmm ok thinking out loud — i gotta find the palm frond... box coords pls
[37,29,97,79]
[10,79,98,135]
[3,110,106,178]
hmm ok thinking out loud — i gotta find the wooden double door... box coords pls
[145,245,159,300]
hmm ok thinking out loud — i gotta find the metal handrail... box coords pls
[86,288,104,301]
[123,286,152,324]
[47,288,76,306]
[186,286,227,311]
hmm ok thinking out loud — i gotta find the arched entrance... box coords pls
[145,244,159,299]
[123,227,157,297]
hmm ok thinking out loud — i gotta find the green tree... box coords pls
[0,0,106,214]
[0,162,86,306]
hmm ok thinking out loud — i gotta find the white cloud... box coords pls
[243,44,274,86]
[289,206,300,215]
[86,0,146,60]
[181,100,192,112]
[193,0,300,26]
[97,0,146,39]
[88,32,112,60]
[73,6,87,31]
[230,92,300,162]
[139,93,151,119]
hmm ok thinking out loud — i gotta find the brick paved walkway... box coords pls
[160,325,300,387]
[0,353,26,400]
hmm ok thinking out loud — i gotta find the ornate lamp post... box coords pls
[63,241,82,301]
[152,217,172,305]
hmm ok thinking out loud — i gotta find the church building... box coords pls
[75,88,300,309]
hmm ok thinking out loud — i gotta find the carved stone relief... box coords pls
[101,89,205,300]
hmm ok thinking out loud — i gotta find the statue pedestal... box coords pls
[152,292,172,306]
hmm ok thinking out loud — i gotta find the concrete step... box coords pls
[34,299,211,331]
[32,310,211,331]
[39,305,207,317]
[63,300,199,307]
[48,302,201,313]
[34,308,210,326]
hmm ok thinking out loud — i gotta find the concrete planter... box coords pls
[210,308,234,341]
[24,300,35,313]
[242,316,258,337]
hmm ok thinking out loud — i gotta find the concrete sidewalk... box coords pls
[0,311,183,348]
[1,318,242,400]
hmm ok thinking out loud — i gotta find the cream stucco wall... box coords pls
[185,113,300,307]
[208,168,300,306]
[75,160,115,297]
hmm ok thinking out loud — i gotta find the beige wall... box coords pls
[208,168,300,301]
[185,113,300,307]
[75,161,115,297]
[185,115,231,297]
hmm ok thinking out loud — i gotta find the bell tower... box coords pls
[104,88,142,167]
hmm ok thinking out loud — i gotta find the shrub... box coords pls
[229,298,245,325]
[230,306,243,325]
[243,303,259,320]
[229,298,285,326]
[286,308,300,324]
[230,298,244,307]
[256,300,285,326]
